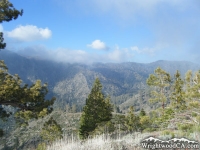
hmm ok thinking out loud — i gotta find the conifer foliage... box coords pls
[125,106,140,131]
[40,117,63,143]
[0,60,56,126]
[146,67,171,110]
[79,78,113,139]
[170,70,186,111]
[0,0,23,49]
[185,70,200,102]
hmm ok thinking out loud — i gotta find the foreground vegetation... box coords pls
[44,67,200,149]
[46,130,200,150]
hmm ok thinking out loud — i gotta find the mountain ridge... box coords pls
[0,50,200,111]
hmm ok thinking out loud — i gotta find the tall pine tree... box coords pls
[185,70,200,102]
[170,70,186,112]
[125,106,140,131]
[185,70,200,109]
[79,78,112,139]
[146,67,171,111]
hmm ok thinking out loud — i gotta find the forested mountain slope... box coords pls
[1,50,200,111]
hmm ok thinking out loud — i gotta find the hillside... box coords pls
[0,50,200,112]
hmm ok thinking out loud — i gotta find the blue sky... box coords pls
[1,0,200,64]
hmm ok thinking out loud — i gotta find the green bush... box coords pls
[191,112,197,117]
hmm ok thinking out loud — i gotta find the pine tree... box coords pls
[0,61,56,126]
[170,70,186,112]
[139,109,151,131]
[79,78,113,139]
[185,70,200,101]
[40,117,63,144]
[146,67,171,111]
[185,70,200,109]
[139,115,151,131]
[125,106,140,131]
[113,114,127,131]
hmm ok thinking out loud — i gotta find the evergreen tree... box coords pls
[185,70,200,110]
[185,70,200,102]
[139,115,151,131]
[40,117,63,144]
[125,106,140,131]
[113,114,127,131]
[139,109,151,131]
[185,70,193,101]
[79,78,113,139]
[170,70,186,112]
[0,61,56,126]
[146,67,171,111]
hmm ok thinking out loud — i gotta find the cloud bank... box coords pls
[17,45,140,64]
[7,25,52,42]
[16,44,160,64]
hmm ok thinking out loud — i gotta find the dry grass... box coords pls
[47,132,156,150]
[47,130,200,150]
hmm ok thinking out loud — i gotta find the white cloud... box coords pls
[17,46,92,63]
[87,40,108,50]
[131,46,141,53]
[7,25,52,42]
[52,48,88,63]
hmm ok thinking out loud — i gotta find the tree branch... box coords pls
[0,99,34,111]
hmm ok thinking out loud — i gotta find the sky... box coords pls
[1,0,200,64]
